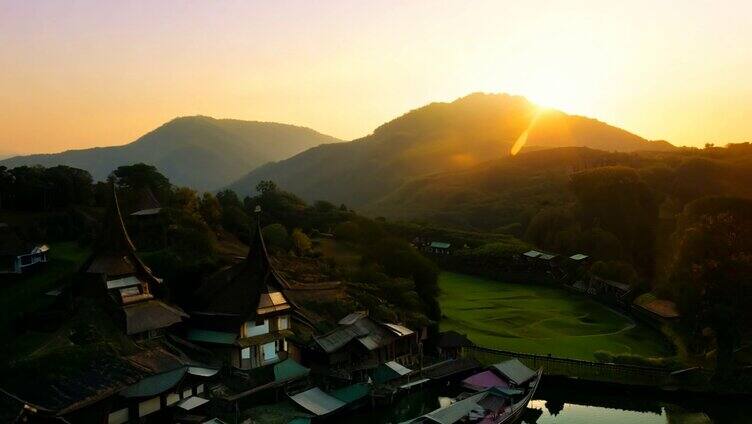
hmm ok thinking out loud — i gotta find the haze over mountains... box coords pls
[0,116,340,191]
[227,93,674,204]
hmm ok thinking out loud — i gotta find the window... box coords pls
[278,315,289,330]
[107,408,129,424]
[138,397,160,417]
[241,347,251,359]
[244,319,269,337]
[166,393,180,406]
[196,384,204,394]
[182,388,193,398]
[262,341,278,363]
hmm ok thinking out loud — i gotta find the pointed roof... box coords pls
[80,184,159,285]
[194,211,289,320]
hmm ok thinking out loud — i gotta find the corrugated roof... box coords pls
[188,366,220,377]
[491,359,537,386]
[289,387,346,416]
[410,391,487,424]
[569,253,589,261]
[429,242,451,249]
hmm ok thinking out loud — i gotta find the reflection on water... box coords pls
[524,399,670,424]
[349,380,751,424]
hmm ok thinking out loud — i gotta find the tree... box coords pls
[199,192,222,229]
[171,187,200,217]
[261,223,289,250]
[334,221,361,242]
[668,196,752,379]
[291,228,312,256]
[109,163,171,200]
[256,180,278,194]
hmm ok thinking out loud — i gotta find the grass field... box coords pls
[0,242,89,340]
[439,272,671,360]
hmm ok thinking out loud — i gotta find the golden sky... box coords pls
[1,0,750,155]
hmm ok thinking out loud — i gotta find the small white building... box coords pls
[0,229,49,274]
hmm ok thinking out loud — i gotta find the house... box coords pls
[0,227,49,274]
[308,311,419,377]
[633,296,680,324]
[189,213,294,371]
[431,330,474,359]
[424,241,452,255]
[77,185,187,340]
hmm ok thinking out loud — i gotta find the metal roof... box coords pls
[274,358,310,382]
[569,253,589,261]
[187,366,220,377]
[186,328,238,345]
[119,367,187,398]
[523,250,542,258]
[429,242,451,249]
[383,323,414,337]
[131,208,162,216]
[289,387,346,416]
[338,311,368,325]
[177,395,209,411]
[491,359,537,386]
[106,275,143,290]
[404,391,488,424]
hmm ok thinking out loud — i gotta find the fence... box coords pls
[462,346,675,387]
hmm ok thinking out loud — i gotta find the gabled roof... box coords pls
[80,185,160,285]
[123,300,189,335]
[193,213,290,322]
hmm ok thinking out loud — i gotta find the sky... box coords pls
[1,0,750,155]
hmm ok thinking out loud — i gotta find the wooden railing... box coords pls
[462,346,674,387]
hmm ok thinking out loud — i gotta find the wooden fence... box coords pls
[462,346,676,387]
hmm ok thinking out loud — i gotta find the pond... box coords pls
[349,381,748,423]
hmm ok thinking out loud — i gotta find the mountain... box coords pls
[0,116,341,191]
[226,93,674,204]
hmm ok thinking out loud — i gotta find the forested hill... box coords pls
[226,93,673,203]
[1,116,340,191]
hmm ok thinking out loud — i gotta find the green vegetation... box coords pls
[438,272,671,360]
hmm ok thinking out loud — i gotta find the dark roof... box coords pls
[80,185,160,285]
[435,331,474,349]
[193,213,289,322]
[123,300,189,335]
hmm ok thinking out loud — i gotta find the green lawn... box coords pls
[439,272,671,360]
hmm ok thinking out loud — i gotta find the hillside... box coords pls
[1,116,340,191]
[227,93,673,204]
[369,144,752,232]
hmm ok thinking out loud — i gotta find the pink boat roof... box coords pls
[461,370,509,391]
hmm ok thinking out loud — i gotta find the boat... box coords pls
[400,358,543,424]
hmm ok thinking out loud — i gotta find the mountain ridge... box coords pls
[1,116,341,191]
[226,92,674,203]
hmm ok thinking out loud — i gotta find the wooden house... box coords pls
[188,214,294,371]
[307,311,419,378]
[77,186,187,340]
